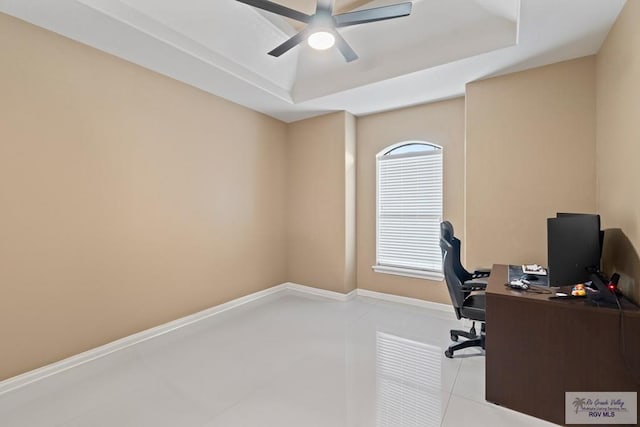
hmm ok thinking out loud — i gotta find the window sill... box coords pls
[372,265,444,281]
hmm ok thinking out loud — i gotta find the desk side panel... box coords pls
[486,292,640,426]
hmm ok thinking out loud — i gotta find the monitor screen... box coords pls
[547,214,601,286]
[556,212,604,258]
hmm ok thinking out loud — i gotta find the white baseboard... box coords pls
[0,282,450,395]
[356,288,454,314]
[0,283,288,396]
[284,282,356,301]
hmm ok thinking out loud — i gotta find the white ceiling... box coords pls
[0,0,627,122]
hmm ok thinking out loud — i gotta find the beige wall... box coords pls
[356,99,466,304]
[596,0,640,304]
[5,2,638,383]
[286,112,356,293]
[465,57,597,269]
[0,13,287,380]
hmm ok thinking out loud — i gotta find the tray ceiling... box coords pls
[0,0,627,122]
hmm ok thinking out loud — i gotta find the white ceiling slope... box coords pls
[0,0,627,122]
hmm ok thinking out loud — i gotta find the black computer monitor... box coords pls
[547,213,601,286]
[556,212,604,258]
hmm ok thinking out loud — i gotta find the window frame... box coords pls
[373,141,444,281]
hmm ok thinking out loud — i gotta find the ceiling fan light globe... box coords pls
[307,31,335,50]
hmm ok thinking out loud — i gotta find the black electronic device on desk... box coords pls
[547,213,601,286]
[587,272,621,308]
[508,264,549,287]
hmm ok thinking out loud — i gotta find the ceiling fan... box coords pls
[236,0,413,62]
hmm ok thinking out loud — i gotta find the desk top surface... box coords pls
[487,264,640,312]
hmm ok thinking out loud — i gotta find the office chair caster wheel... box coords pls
[445,349,453,359]
[450,333,459,342]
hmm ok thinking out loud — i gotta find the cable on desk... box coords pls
[503,283,553,294]
[613,293,640,385]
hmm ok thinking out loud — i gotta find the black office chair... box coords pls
[441,221,491,282]
[440,221,490,358]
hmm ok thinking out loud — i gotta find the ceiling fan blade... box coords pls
[334,2,412,28]
[333,31,358,62]
[236,0,311,23]
[268,28,311,57]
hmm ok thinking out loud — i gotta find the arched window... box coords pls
[374,141,443,279]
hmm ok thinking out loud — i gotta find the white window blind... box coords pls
[376,147,443,275]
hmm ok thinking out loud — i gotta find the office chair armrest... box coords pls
[462,279,488,291]
[472,268,491,278]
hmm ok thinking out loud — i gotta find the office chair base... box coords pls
[450,321,480,342]
[450,329,477,341]
[445,336,485,358]
[445,323,485,358]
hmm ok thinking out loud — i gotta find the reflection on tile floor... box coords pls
[0,291,559,426]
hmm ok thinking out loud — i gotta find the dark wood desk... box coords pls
[485,264,640,426]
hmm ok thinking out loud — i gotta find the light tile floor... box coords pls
[0,292,559,426]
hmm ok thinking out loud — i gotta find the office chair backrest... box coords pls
[440,221,471,281]
[441,220,454,244]
[440,225,466,319]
